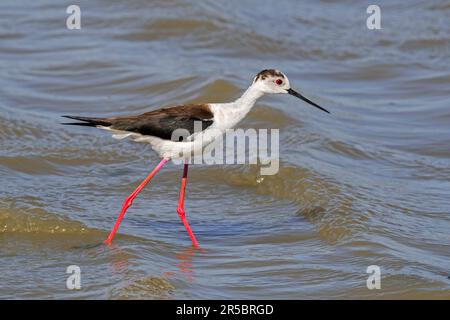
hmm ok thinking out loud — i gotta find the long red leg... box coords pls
[104,158,168,245]
[177,163,199,248]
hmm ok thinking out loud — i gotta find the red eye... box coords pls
[275,79,283,85]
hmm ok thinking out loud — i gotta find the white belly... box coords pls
[100,126,224,160]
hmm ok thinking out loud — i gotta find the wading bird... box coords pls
[62,69,329,247]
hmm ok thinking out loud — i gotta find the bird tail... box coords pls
[61,115,112,127]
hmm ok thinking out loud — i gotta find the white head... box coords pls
[252,69,330,113]
[252,69,290,94]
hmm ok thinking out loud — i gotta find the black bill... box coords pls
[287,88,330,114]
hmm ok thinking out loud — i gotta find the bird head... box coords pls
[252,69,330,113]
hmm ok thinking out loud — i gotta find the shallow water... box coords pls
[0,0,449,299]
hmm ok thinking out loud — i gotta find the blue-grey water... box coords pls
[0,0,449,299]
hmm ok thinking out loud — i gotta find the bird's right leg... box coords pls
[176,162,199,248]
[104,158,168,245]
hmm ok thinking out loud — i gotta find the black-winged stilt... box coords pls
[62,69,329,247]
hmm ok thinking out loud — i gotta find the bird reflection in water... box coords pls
[162,247,206,283]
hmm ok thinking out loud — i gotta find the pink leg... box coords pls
[104,158,168,245]
[177,163,199,248]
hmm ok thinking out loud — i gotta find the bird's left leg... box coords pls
[177,163,199,248]
[104,158,168,245]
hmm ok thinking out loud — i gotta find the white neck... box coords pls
[232,84,265,115]
[210,83,265,130]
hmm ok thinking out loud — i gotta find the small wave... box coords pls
[0,156,61,175]
[114,18,221,42]
[109,276,174,299]
[399,38,450,50]
[204,164,362,243]
[325,140,373,160]
[0,207,89,235]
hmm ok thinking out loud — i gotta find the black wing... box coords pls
[62,104,214,140]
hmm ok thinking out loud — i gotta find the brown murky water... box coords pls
[1,0,449,299]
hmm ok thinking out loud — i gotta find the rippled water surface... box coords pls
[1,0,449,299]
